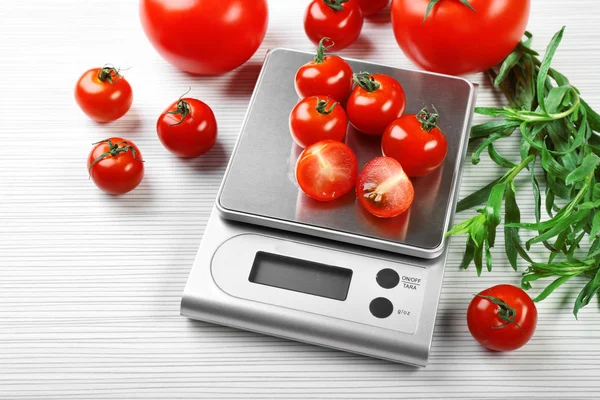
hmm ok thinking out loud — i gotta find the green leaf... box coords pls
[504,184,521,271]
[590,212,600,240]
[545,188,555,217]
[485,239,492,272]
[472,134,501,165]
[527,210,587,248]
[581,98,600,132]
[594,184,600,201]
[445,215,479,236]
[533,275,576,302]
[472,223,486,276]
[589,238,600,258]
[471,119,520,139]
[488,144,517,168]
[566,231,586,263]
[549,227,570,263]
[475,107,510,118]
[574,268,600,318]
[422,0,441,23]
[512,235,535,264]
[460,236,476,269]
[537,27,565,113]
[565,153,600,186]
[545,86,572,114]
[494,51,522,86]
[456,177,503,212]
[541,143,569,180]
[531,162,541,223]
[485,183,506,247]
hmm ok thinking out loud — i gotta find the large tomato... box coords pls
[391,0,530,75]
[467,285,537,352]
[140,0,268,75]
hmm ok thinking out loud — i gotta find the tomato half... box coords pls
[157,96,218,158]
[295,38,354,102]
[296,140,358,201]
[87,138,144,195]
[346,72,406,136]
[304,0,364,51]
[359,0,389,16]
[382,107,448,177]
[140,0,268,75]
[467,285,537,352]
[75,66,132,123]
[391,0,530,75]
[289,96,347,148]
[356,157,414,218]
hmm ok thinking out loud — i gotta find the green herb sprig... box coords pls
[447,27,600,318]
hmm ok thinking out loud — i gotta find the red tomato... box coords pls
[359,0,389,16]
[467,285,537,352]
[74,66,132,123]
[296,140,358,201]
[346,72,406,136]
[295,38,354,102]
[391,0,530,75]
[140,0,268,75]
[289,96,347,148]
[304,0,364,51]
[356,157,413,218]
[87,138,144,195]
[382,107,448,177]
[157,95,218,158]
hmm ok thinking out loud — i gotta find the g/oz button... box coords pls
[376,268,400,289]
[369,297,394,319]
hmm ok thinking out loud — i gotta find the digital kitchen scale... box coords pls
[181,49,477,367]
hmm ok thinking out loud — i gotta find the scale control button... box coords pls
[376,268,400,289]
[369,297,394,319]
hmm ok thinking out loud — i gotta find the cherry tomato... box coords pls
[140,0,268,75]
[295,38,354,102]
[382,106,448,177]
[296,140,358,202]
[391,0,530,75]
[356,157,413,218]
[359,0,389,16]
[346,72,406,136]
[74,66,132,123]
[157,95,217,158]
[467,285,537,352]
[289,96,347,148]
[87,138,144,195]
[304,0,364,51]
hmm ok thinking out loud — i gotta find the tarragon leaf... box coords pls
[565,153,599,186]
[537,27,566,113]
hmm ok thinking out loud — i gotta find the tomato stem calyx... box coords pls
[323,0,349,12]
[166,88,192,126]
[88,139,142,174]
[353,72,380,93]
[476,294,524,332]
[97,64,122,84]
[416,106,440,132]
[315,97,339,115]
[423,0,475,23]
[314,37,334,63]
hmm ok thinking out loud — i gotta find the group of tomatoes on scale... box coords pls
[291,39,448,219]
[74,66,218,195]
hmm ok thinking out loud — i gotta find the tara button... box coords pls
[376,268,400,289]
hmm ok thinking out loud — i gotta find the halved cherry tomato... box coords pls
[382,106,448,177]
[356,157,414,218]
[87,138,144,195]
[359,0,389,16]
[75,66,133,123]
[289,96,347,148]
[296,140,358,201]
[295,38,354,102]
[346,72,406,136]
[467,285,537,352]
[157,94,218,158]
[304,0,364,51]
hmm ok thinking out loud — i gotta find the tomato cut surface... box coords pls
[356,157,414,218]
[296,140,358,202]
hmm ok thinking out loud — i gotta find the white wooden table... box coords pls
[2,1,600,398]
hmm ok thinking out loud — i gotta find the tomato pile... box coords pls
[291,40,446,218]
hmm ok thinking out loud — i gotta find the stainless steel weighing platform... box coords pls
[181,49,477,367]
